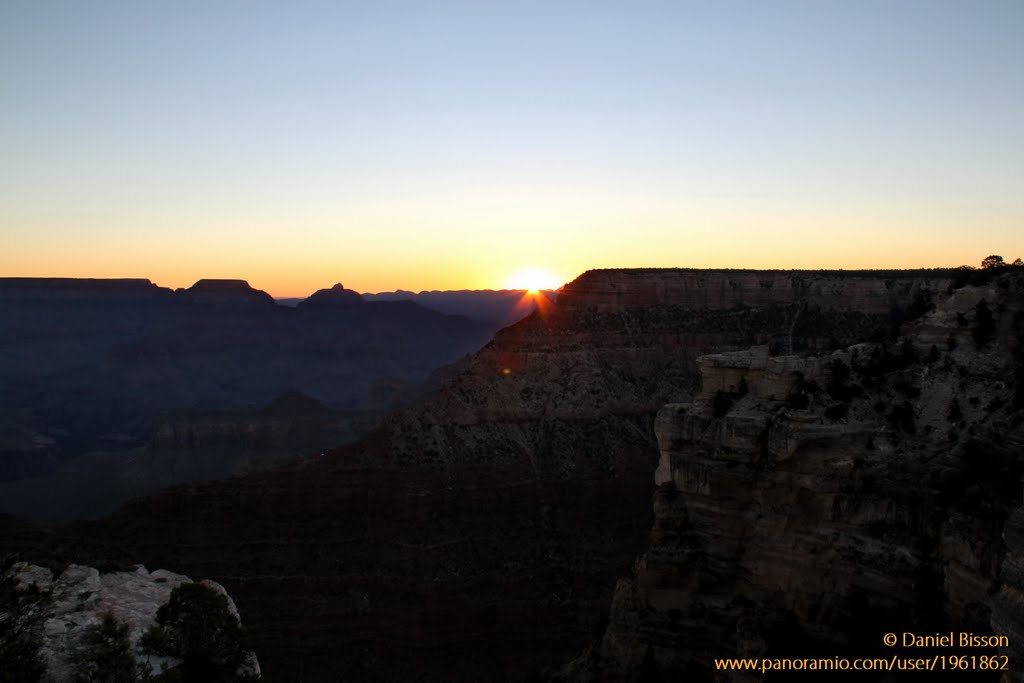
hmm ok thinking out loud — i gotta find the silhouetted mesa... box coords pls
[0,277,169,302]
[177,278,276,306]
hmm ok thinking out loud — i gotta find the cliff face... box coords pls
[557,268,947,315]
[563,272,1024,681]
[29,269,963,682]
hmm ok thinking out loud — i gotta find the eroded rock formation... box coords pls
[561,271,1024,681]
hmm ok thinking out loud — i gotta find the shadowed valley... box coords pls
[0,278,533,521]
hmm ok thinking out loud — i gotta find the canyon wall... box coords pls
[561,271,1024,681]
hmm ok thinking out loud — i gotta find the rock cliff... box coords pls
[7,561,259,681]
[559,270,1024,681]
[4,268,960,681]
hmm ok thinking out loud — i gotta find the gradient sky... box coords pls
[1,1,1022,296]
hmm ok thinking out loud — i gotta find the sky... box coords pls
[1,1,1022,296]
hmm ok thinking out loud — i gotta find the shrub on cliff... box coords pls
[142,583,252,682]
[712,391,734,417]
[0,560,46,683]
[826,358,860,402]
[71,612,140,683]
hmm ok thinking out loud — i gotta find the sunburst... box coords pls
[506,268,562,294]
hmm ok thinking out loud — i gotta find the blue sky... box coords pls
[1,1,1022,294]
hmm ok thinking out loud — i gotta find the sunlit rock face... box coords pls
[559,271,1024,681]
[9,562,260,682]
[3,269,967,681]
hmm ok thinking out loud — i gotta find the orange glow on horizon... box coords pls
[505,268,564,293]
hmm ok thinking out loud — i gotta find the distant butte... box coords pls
[178,279,276,306]
[297,283,363,310]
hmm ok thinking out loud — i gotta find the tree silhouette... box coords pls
[142,583,250,682]
[981,255,1005,269]
[0,562,46,683]
[72,612,139,683]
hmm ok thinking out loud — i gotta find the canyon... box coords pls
[6,267,1022,681]
[0,278,500,520]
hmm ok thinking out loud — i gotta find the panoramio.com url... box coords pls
[714,655,1010,673]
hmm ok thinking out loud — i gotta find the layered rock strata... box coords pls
[563,271,1024,681]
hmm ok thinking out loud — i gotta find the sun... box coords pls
[506,268,563,294]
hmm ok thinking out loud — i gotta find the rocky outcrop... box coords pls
[8,562,259,681]
[561,271,1024,681]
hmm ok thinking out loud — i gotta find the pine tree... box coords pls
[0,563,47,683]
[72,612,140,683]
